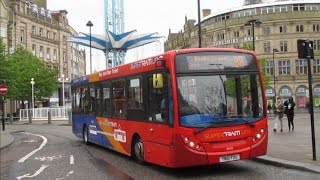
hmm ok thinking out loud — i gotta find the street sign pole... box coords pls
[1,95,5,131]
[305,40,317,161]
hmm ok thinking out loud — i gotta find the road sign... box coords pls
[0,84,8,95]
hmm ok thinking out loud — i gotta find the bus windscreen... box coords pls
[175,52,257,73]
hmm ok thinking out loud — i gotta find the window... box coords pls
[47,30,50,39]
[246,29,251,36]
[20,29,25,42]
[39,46,44,58]
[313,24,320,32]
[313,59,320,74]
[53,32,56,40]
[278,60,291,75]
[127,77,147,120]
[293,4,305,11]
[32,44,36,55]
[46,48,51,59]
[128,78,143,109]
[95,85,102,116]
[39,28,43,36]
[279,25,287,33]
[295,59,308,74]
[53,49,57,60]
[280,41,288,52]
[147,72,170,123]
[263,27,271,35]
[296,25,304,32]
[32,26,36,35]
[112,79,127,118]
[313,40,320,50]
[265,60,274,76]
[233,31,239,38]
[263,42,271,53]
[102,83,111,117]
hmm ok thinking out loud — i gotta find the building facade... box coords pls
[164,0,320,111]
[6,0,86,110]
[0,0,9,48]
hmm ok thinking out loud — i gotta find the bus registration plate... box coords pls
[219,154,240,162]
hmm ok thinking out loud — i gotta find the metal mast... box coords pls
[104,0,125,67]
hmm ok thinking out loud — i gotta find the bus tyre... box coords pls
[83,125,90,145]
[133,137,144,164]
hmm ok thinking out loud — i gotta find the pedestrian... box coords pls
[284,97,296,131]
[273,97,284,133]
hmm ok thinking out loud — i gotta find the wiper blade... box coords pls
[194,116,255,135]
[194,119,232,135]
[225,115,255,128]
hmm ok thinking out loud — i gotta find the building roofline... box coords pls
[202,0,320,22]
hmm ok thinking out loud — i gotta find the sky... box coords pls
[46,0,250,73]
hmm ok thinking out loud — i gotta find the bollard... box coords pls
[68,111,72,125]
[1,117,4,131]
[48,111,51,124]
[28,110,32,124]
[10,113,13,124]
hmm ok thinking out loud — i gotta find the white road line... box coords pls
[18,132,48,163]
[70,155,74,165]
[16,165,49,179]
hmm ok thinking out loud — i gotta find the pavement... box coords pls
[1,113,320,173]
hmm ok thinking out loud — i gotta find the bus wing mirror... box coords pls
[155,59,165,68]
[153,73,164,89]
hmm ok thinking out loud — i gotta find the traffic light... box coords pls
[297,39,314,59]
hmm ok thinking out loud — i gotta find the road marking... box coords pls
[66,171,74,177]
[18,132,48,163]
[35,155,62,162]
[70,155,74,165]
[21,140,37,143]
[16,165,49,179]
[56,171,74,180]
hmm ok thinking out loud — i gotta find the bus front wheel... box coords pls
[133,137,144,164]
[83,125,90,145]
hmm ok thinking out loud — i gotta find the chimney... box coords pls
[202,9,211,18]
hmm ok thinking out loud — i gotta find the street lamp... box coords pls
[197,0,202,48]
[58,74,68,107]
[244,19,262,51]
[273,48,279,100]
[86,21,93,74]
[30,78,35,118]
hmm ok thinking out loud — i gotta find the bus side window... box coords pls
[112,79,127,118]
[102,82,111,117]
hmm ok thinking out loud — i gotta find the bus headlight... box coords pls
[180,135,204,152]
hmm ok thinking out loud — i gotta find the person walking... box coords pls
[273,97,284,133]
[284,97,296,131]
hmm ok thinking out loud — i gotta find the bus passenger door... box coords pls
[144,73,174,167]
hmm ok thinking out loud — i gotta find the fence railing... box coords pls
[20,107,71,121]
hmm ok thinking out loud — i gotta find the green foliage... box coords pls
[239,43,270,86]
[4,46,58,102]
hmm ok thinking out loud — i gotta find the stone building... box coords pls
[5,0,86,111]
[164,0,320,111]
[0,0,9,47]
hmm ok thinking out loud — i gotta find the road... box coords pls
[0,124,319,180]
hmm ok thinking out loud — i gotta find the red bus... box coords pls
[71,48,268,168]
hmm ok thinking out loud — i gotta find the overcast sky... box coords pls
[47,0,249,72]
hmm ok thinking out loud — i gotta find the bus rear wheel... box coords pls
[83,125,90,145]
[133,137,144,164]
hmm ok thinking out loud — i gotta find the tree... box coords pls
[0,38,8,81]
[4,46,58,105]
[238,43,270,86]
